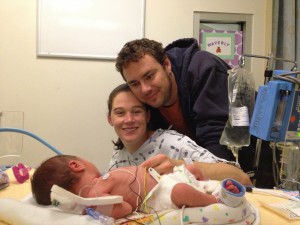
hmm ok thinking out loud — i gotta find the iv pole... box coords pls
[238,53,298,185]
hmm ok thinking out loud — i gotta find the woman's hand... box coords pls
[140,154,179,175]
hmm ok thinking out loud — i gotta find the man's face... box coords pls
[123,54,173,108]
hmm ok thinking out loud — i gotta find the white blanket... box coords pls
[0,198,101,225]
[0,197,260,225]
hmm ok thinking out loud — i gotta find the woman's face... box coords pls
[107,91,150,153]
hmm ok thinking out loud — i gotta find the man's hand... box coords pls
[140,154,179,174]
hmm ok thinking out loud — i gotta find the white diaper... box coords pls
[140,165,221,213]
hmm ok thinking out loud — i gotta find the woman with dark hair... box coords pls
[107,83,252,185]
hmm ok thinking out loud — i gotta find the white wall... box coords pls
[0,0,272,171]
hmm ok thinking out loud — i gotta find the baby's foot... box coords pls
[213,179,245,207]
[224,180,240,194]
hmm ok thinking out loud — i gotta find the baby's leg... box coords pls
[171,183,217,208]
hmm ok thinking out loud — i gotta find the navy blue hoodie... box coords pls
[150,38,233,160]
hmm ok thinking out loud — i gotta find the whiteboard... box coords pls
[37,0,145,60]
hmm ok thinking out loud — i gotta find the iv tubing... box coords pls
[0,127,62,155]
[246,187,300,203]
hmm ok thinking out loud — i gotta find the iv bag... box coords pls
[220,67,255,148]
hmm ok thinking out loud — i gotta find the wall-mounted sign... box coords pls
[200,30,243,67]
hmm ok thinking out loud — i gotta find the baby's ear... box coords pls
[68,160,85,172]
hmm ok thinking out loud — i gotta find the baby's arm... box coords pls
[110,201,133,219]
[86,188,133,219]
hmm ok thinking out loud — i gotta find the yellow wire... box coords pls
[143,167,149,213]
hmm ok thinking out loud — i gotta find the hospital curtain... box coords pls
[272,0,300,70]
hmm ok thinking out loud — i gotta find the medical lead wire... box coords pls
[0,127,62,155]
[86,208,115,225]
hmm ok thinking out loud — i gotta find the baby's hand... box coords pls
[225,180,240,194]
